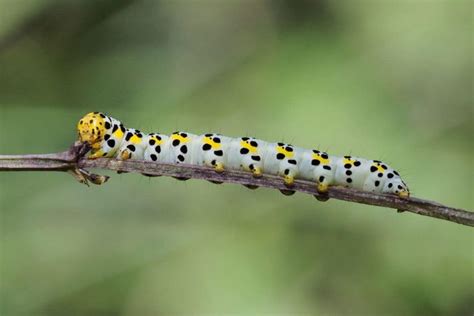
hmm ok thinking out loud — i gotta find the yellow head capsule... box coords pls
[77,112,107,149]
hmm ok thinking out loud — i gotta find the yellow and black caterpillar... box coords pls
[77,112,410,197]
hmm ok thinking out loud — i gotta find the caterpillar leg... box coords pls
[314,194,329,202]
[317,182,329,193]
[214,162,225,173]
[88,149,106,159]
[208,180,224,184]
[398,191,410,198]
[251,165,262,178]
[120,149,132,160]
[243,184,259,190]
[280,189,295,196]
[315,179,330,202]
[283,174,295,187]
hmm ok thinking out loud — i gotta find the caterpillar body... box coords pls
[77,112,410,197]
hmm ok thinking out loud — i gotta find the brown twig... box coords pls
[1,143,472,227]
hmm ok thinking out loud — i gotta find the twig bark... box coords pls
[1,143,472,227]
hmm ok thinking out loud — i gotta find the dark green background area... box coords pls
[0,1,472,315]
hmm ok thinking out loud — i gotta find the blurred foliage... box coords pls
[0,0,472,315]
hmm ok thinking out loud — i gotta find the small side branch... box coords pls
[1,144,473,227]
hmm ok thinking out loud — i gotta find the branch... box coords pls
[1,143,472,227]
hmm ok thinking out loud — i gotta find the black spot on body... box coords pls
[214,150,223,156]
[172,139,180,147]
[242,137,249,141]
[284,169,290,175]
[381,164,387,170]
[312,159,320,166]
[104,134,110,140]
[346,170,352,176]
[181,133,187,137]
[312,149,320,154]
[240,148,249,155]
[120,125,125,132]
[112,125,118,133]
[99,113,105,118]
[180,145,188,154]
[202,143,212,151]
[107,139,115,147]
[344,163,352,169]
[321,153,329,159]
[375,180,380,187]
[319,176,325,182]
[394,171,400,176]
[276,153,285,160]
[213,137,221,143]
[155,146,161,153]
[354,161,361,167]
[150,154,157,161]
[149,139,156,145]
[205,133,213,137]
[388,183,393,188]
[398,185,403,189]
[323,165,332,171]
[105,122,111,129]
[251,155,260,161]
[285,146,293,152]
[378,173,383,178]
[288,159,297,165]
[370,166,377,172]
[278,142,284,146]
[177,155,185,162]
[125,132,133,141]
[127,145,136,151]
[346,178,352,183]
[387,173,394,178]
[250,141,258,147]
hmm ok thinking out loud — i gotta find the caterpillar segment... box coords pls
[77,112,410,198]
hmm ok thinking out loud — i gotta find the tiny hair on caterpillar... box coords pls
[77,112,410,198]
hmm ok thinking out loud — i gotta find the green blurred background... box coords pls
[0,1,472,315]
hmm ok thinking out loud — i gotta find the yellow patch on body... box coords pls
[276,146,294,158]
[171,134,189,144]
[113,128,124,139]
[129,134,142,144]
[204,136,221,149]
[372,164,385,173]
[150,135,163,145]
[240,140,257,153]
[343,158,353,165]
[311,153,330,164]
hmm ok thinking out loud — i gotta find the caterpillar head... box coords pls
[77,112,107,148]
[384,177,410,198]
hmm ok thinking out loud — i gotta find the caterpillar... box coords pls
[77,112,410,198]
